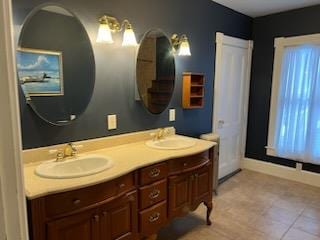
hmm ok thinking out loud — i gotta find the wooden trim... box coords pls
[216,32,250,49]
[267,37,285,156]
[274,33,320,48]
[0,0,29,239]
[242,158,320,188]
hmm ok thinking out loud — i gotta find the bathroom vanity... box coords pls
[25,135,217,240]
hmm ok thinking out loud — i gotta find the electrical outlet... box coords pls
[296,163,302,171]
[107,114,117,130]
[169,109,175,122]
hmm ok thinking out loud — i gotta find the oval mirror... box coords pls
[16,5,95,125]
[136,30,175,114]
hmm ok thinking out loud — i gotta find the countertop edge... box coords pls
[25,138,217,200]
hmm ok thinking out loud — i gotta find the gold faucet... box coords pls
[54,143,78,162]
[152,128,168,141]
[64,143,77,158]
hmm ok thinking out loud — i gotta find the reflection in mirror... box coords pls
[17,5,95,125]
[136,30,175,114]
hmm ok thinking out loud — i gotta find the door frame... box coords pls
[0,0,29,239]
[213,32,253,158]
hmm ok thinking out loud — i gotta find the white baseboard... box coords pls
[241,158,320,188]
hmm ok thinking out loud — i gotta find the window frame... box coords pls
[267,33,320,157]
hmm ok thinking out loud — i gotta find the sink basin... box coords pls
[146,136,196,150]
[35,155,113,179]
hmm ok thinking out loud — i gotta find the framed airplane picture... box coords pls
[16,48,64,96]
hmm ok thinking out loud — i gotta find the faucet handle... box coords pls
[67,143,83,157]
[73,144,83,150]
[48,149,64,161]
[48,149,58,155]
[48,149,63,155]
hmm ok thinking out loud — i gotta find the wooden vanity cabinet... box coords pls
[99,191,138,240]
[46,207,100,240]
[168,151,213,224]
[46,191,138,240]
[28,147,216,240]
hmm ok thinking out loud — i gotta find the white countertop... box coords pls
[24,135,216,199]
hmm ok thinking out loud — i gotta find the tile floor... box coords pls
[157,170,320,240]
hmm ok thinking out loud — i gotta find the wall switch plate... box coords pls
[107,114,117,130]
[169,109,175,122]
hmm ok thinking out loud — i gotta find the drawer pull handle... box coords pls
[128,195,135,202]
[149,168,161,178]
[149,212,160,222]
[93,215,100,222]
[119,183,126,188]
[183,163,188,167]
[73,199,81,205]
[149,189,160,199]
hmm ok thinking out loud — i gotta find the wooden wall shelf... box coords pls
[182,72,205,109]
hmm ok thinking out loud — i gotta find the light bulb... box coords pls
[178,37,191,56]
[96,19,113,43]
[122,24,137,46]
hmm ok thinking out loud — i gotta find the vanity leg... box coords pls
[204,201,213,226]
[145,234,157,240]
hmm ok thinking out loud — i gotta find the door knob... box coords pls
[218,120,225,128]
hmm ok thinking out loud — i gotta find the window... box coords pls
[267,34,320,165]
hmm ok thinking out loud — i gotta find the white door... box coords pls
[0,0,29,239]
[0,180,6,240]
[213,32,253,179]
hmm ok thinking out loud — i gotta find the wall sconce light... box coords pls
[96,15,138,46]
[171,34,191,56]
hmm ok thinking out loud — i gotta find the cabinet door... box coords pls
[191,164,212,207]
[168,172,192,218]
[100,191,138,240]
[47,208,100,240]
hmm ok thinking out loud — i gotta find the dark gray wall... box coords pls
[13,0,252,149]
[246,5,320,172]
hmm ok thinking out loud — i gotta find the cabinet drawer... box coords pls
[139,162,168,185]
[139,201,167,236]
[139,179,167,210]
[45,173,135,218]
[169,151,209,174]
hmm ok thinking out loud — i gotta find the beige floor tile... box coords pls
[293,215,320,237]
[156,170,320,240]
[282,228,320,240]
[302,205,320,220]
[271,197,307,214]
[247,215,291,239]
[262,205,300,225]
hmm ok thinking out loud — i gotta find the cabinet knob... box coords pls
[128,195,135,202]
[119,183,126,188]
[149,168,161,178]
[93,215,100,222]
[149,212,160,222]
[183,163,188,167]
[149,189,160,199]
[73,199,81,205]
